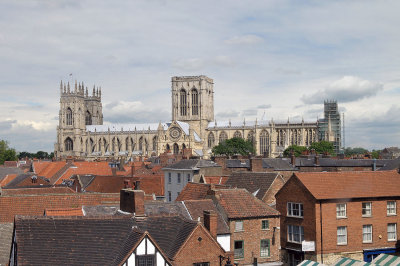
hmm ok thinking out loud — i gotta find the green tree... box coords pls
[35,151,49,159]
[309,141,335,155]
[283,145,307,157]
[344,147,369,157]
[371,149,381,159]
[0,140,17,164]
[212,137,255,157]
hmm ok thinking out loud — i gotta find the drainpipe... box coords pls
[320,202,324,264]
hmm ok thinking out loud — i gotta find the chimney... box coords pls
[120,188,145,216]
[203,210,217,239]
[315,155,320,166]
[372,158,376,171]
[291,153,296,166]
[250,157,263,172]
[123,179,131,189]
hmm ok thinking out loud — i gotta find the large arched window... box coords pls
[166,144,170,152]
[208,132,215,148]
[180,89,187,116]
[139,137,144,151]
[66,108,73,126]
[259,130,269,156]
[153,136,158,151]
[65,137,73,151]
[219,131,228,143]
[233,131,242,138]
[191,88,198,115]
[247,131,254,144]
[173,143,179,154]
[85,111,92,125]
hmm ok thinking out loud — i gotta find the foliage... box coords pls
[371,150,381,159]
[344,147,369,157]
[212,137,255,157]
[283,145,307,157]
[18,151,54,160]
[309,141,335,155]
[0,140,17,164]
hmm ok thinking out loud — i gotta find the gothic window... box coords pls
[153,136,157,151]
[259,130,269,156]
[208,132,215,148]
[166,144,170,152]
[219,131,228,143]
[66,108,73,126]
[139,137,144,151]
[85,111,92,125]
[65,137,73,151]
[182,143,186,150]
[233,131,242,139]
[80,138,83,152]
[191,88,199,116]
[180,89,187,116]
[173,143,179,154]
[247,131,254,144]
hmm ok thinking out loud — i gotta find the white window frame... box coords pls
[337,226,347,245]
[387,201,396,216]
[235,220,244,232]
[362,202,372,217]
[363,224,373,243]
[287,225,304,244]
[287,202,304,218]
[336,203,347,218]
[388,223,397,241]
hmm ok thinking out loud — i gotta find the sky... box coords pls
[0,0,399,153]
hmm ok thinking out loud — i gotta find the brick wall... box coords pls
[262,174,286,205]
[229,217,280,265]
[174,225,229,266]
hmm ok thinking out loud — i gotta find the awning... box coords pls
[372,254,400,265]
[332,257,378,266]
[298,260,326,266]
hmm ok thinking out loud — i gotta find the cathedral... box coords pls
[54,75,341,160]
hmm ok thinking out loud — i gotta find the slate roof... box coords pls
[183,199,230,234]
[134,215,198,259]
[163,159,220,170]
[214,188,280,219]
[262,158,297,171]
[0,223,13,266]
[175,182,230,201]
[13,216,142,266]
[379,158,400,170]
[225,172,279,200]
[226,159,249,168]
[294,157,390,168]
[144,201,191,219]
[82,205,119,216]
[295,170,400,200]
[0,166,24,181]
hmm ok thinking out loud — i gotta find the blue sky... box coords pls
[0,0,399,152]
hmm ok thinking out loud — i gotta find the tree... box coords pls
[283,145,307,157]
[344,147,369,157]
[35,151,49,159]
[212,137,255,157]
[309,141,335,155]
[0,140,17,164]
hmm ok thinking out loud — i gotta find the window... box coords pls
[259,130,269,156]
[168,173,171,184]
[336,203,347,218]
[66,107,73,126]
[363,225,373,243]
[387,201,396,215]
[177,173,181,183]
[187,174,191,182]
[136,255,155,266]
[191,88,199,116]
[388,223,397,241]
[234,240,244,258]
[193,263,209,266]
[180,89,187,116]
[287,225,304,243]
[65,137,73,151]
[262,220,269,230]
[260,239,270,257]
[208,132,215,148]
[337,226,347,245]
[362,202,372,217]
[287,202,304,217]
[168,191,171,202]
[85,110,92,125]
[233,131,242,138]
[219,131,228,143]
[235,220,244,231]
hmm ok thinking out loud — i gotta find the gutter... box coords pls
[320,201,324,264]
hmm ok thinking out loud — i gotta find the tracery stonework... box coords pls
[55,75,340,160]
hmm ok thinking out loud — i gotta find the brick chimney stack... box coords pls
[291,153,296,166]
[203,210,217,239]
[315,155,320,166]
[120,188,145,216]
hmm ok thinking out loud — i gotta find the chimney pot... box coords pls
[203,210,217,239]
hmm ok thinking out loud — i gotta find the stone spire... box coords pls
[67,82,70,93]
[60,80,63,94]
[75,80,78,92]
[92,85,96,96]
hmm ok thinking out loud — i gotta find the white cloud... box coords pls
[225,34,263,45]
[301,76,383,104]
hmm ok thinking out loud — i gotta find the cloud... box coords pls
[242,109,258,116]
[216,110,240,119]
[172,58,205,71]
[224,34,263,45]
[257,104,271,109]
[301,76,383,104]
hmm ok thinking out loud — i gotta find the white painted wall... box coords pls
[217,234,231,252]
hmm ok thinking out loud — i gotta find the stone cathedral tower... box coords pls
[171,76,214,142]
[55,80,103,158]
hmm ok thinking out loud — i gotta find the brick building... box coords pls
[276,170,400,265]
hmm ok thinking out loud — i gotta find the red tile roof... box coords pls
[214,188,280,219]
[44,207,83,216]
[175,182,230,201]
[0,193,120,222]
[0,174,17,187]
[204,176,229,185]
[295,170,400,200]
[1,186,76,196]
